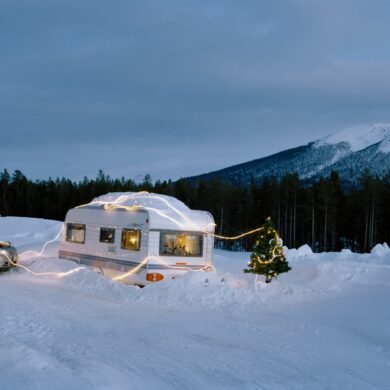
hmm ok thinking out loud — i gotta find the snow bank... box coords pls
[1,216,390,312]
[0,217,61,246]
[1,217,390,389]
[6,247,390,315]
[284,244,313,260]
[370,242,390,257]
[0,217,62,257]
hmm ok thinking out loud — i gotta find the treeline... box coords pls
[1,168,389,253]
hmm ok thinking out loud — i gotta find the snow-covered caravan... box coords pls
[59,192,215,284]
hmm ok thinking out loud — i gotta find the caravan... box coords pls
[59,192,215,284]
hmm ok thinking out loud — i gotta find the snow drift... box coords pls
[1,217,389,390]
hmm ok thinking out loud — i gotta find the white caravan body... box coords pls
[59,192,215,284]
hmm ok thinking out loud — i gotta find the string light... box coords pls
[0,225,85,277]
[75,192,273,242]
[207,227,264,240]
[112,255,213,282]
[19,225,65,259]
[1,192,283,283]
[2,248,85,278]
[74,193,284,280]
[76,192,203,230]
[112,257,150,281]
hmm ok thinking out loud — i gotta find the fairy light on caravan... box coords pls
[58,192,215,285]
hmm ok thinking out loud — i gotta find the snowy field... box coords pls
[0,217,390,390]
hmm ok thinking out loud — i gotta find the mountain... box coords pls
[187,124,390,186]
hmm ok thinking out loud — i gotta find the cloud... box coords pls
[1,0,390,179]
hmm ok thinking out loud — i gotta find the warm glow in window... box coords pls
[160,232,203,257]
[121,229,141,251]
[66,223,86,244]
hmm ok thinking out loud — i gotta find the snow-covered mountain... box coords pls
[188,124,390,185]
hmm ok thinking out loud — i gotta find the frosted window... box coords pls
[160,232,203,257]
[66,223,86,244]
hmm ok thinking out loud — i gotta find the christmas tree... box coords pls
[244,217,291,283]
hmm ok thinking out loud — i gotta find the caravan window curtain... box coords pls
[160,232,203,257]
[66,223,86,244]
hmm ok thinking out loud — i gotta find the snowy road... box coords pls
[0,217,390,389]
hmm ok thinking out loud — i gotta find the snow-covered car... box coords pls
[0,241,18,270]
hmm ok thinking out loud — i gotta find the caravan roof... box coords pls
[77,192,215,232]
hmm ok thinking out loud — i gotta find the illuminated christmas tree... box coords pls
[244,217,291,283]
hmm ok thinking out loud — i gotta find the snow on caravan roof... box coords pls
[80,192,215,232]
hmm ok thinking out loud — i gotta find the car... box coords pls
[0,241,18,271]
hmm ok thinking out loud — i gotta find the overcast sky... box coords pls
[1,0,390,181]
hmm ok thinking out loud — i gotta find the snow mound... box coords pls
[315,123,390,152]
[284,244,313,260]
[370,242,390,257]
[0,217,61,245]
[0,217,62,257]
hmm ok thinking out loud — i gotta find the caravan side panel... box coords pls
[59,207,150,282]
[59,204,216,284]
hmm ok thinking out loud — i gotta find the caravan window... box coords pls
[121,229,141,251]
[160,232,203,257]
[100,227,115,243]
[66,223,86,244]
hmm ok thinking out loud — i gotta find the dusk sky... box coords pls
[2,0,390,181]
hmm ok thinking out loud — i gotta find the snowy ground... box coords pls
[0,217,390,390]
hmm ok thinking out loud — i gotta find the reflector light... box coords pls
[146,272,164,282]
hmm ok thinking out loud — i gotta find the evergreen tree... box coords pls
[0,169,10,215]
[244,218,291,283]
[0,166,388,253]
